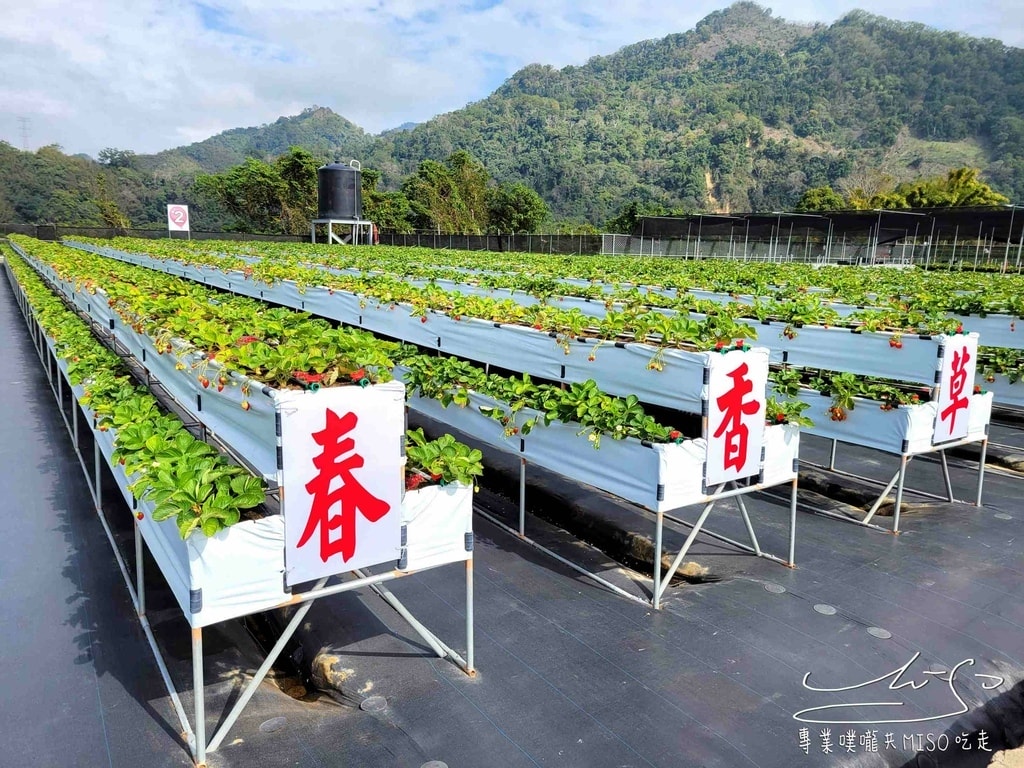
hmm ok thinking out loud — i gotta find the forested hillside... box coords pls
[3,2,1022,228]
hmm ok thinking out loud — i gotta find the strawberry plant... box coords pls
[405,428,484,489]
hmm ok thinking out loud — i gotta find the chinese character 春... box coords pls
[798,728,810,755]
[297,409,391,563]
[713,362,760,472]
[940,347,971,432]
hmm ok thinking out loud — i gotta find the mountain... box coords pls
[362,2,1024,222]
[5,3,1024,227]
[139,106,372,178]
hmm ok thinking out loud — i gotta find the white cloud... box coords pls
[2,0,1022,156]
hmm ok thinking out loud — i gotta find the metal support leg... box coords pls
[193,628,206,767]
[862,465,904,526]
[93,438,102,509]
[466,559,475,674]
[656,498,719,606]
[892,455,909,534]
[518,458,526,537]
[362,574,473,673]
[206,578,329,753]
[653,510,664,610]
[939,451,954,502]
[788,477,798,567]
[828,439,838,471]
[733,488,762,556]
[135,523,145,618]
[976,439,988,506]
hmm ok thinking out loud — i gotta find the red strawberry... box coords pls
[532,323,543,330]
[217,384,225,392]
[420,316,428,323]
[241,400,251,411]
[136,512,144,521]
[587,354,596,362]
[973,384,982,394]
[199,376,210,388]
[405,474,424,491]
[351,368,366,382]
[669,430,682,440]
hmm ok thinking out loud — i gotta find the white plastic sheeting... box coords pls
[949,313,1023,350]
[980,374,1024,409]
[779,387,993,455]
[400,483,473,573]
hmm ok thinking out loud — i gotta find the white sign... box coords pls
[704,348,768,487]
[933,333,978,444]
[280,382,405,586]
[167,204,190,232]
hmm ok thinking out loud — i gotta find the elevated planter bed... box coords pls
[7,252,479,766]
[403,385,799,513]
[980,374,1024,411]
[774,383,993,531]
[8,256,475,627]
[64,242,746,416]
[948,313,1023,350]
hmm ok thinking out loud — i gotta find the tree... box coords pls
[93,174,131,230]
[361,168,414,232]
[487,182,549,233]
[275,147,320,234]
[194,158,286,233]
[793,185,846,212]
[97,148,137,169]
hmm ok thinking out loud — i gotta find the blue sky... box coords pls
[2,0,1022,157]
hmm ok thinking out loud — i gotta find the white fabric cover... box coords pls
[400,483,474,572]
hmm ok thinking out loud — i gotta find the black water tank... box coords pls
[317,161,362,219]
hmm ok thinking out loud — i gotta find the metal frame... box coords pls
[805,434,988,533]
[6,259,475,767]
[480,449,799,612]
[311,218,376,246]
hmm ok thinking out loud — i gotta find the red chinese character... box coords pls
[940,347,971,432]
[298,409,390,563]
[713,362,761,472]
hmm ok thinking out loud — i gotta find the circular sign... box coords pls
[168,205,189,228]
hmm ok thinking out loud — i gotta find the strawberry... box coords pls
[430,473,443,482]
[199,376,210,388]
[587,354,596,362]
[668,430,682,440]
[350,368,366,382]
[532,323,543,330]
[405,474,424,491]
[986,374,996,383]
[775,413,786,423]
[136,512,144,521]
[420,316,428,323]
[973,384,982,394]
[241,400,251,411]
[217,384,225,392]
[714,341,725,350]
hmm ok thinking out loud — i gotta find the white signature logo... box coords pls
[794,651,1004,724]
